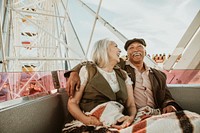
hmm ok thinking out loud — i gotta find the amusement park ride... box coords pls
[0,0,199,132]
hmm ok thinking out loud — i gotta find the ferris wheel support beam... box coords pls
[76,0,158,68]
[11,8,66,18]
[85,0,102,57]
[6,56,83,60]
[11,7,83,58]
[0,10,8,72]
[163,11,200,70]
[0,1,8,72]
[77,0,127,43]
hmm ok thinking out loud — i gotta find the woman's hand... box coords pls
[84,115,102,126]
[111,115,134,130]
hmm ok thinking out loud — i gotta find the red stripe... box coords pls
[91,105,106,119]
[22,42,31,45]
[132,119,147,133]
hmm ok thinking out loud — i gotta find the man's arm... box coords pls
[152,68,182,113]
[64,61,89,97]
[65,72,80,97]
[64,62,88,78]
[160,71,183,113]
[162,84,183,113]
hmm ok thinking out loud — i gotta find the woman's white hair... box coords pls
[91,38,113,67]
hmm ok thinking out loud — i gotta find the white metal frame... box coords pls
[1,0,86,73]
[164,11,200,70]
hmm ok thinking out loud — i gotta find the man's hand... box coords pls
[65,71,80,97]
[162,105,177,114]
[111,116,134,130]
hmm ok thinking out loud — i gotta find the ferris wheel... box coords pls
[1,0,162,73]
[0,0,86,73]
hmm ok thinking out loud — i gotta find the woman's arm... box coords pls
[123,70,137,119]
[112,78,137,129]
[125,84,137,119]
[67,66,102,126]
[68,85,102,125]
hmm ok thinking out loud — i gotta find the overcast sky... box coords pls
[67,0,200,57]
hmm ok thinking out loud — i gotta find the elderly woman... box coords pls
[64,38,136,132]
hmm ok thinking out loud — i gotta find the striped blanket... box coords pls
[62,101,200,133]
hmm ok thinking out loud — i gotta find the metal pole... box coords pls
[0,9,7,72]
[85,0,102,57]
[77,0,127,43]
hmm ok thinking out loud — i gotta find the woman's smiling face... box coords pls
[108,42,121,64]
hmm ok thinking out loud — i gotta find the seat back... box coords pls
[168,85,200,114]
[0,90,68,133]
[0,86,199,133]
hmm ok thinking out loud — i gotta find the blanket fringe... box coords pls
[62,120,119,133]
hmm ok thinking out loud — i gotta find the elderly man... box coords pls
[64,38,182,113]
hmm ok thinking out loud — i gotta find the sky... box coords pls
[67,0,200,58]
